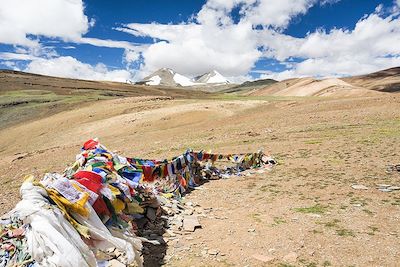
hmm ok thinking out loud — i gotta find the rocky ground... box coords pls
[1,94,400,266]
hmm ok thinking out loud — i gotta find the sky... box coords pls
[0,0,400,83]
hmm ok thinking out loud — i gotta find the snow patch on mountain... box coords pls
[146,75,161,85]
[193,70,230,84]
[173,73,195,86]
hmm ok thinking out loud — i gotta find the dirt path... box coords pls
[1,95,400,266]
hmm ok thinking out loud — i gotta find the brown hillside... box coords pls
[342,67,400,92]
[0,70,209,129]
[249,77,383,97]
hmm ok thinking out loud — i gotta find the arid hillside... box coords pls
[247,67,400,97]
[0,70,400,266]
[343,67,400,92]
[0,70,210,129]
[249,77,385,97]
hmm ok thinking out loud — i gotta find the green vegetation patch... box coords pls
[272,217,287,226]
[336,228,355,237]
[294,204,328,214]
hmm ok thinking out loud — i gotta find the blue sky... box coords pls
[0,0,400,82]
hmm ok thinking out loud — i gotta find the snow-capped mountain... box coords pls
[193,70,230,84]
[138,68,195,87]
[138,68,230,87]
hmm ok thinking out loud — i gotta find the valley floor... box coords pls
[0,94,399,266]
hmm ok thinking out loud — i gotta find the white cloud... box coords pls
[78,37,137,50]
[24,56,133,82]
[0,61,20,70]
[227,74,255,84]
[76,37,147,64]
[115,0,400,81]
[87,38,151,67]
[0,52,41,61]
[121,22,261,77]
[0,0,90,47]
[0,0,142,65]
[123,50,142,65]
[116,0,337,78]
[259,10,400,80]
[0,0,145,82]
[197,0,317,29]
[320,0,341,5]
[262,55,400,81]
[1,0,400,82]
[0,0,144,61]
[241,0,316,29]
[116,0,321,78]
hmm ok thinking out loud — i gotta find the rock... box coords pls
[376,184,391,188]
[171,204,179,213]
[171,216,183,228]
[162,207,173,215]
[252,254,275,263]
[183,215,201,232]
[283,252,298,263]
[149,233,159,239]
[208,249,219,255]
[108,259,125,267]
[388,186,400,190]
[146,207,157,221]
[164,229,176,237]
[248,228,256,232]
[351,184,368,190]
[184,209,194,215]
[194,207,204,214]
[158,196,168,205]
[376,184,396,192]
[379,188,393,192]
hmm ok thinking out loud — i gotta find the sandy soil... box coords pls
[1,94,400,266]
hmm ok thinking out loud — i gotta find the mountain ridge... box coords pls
[193,70,230,84]
[342,67,400,92]
[138,68,230,87]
